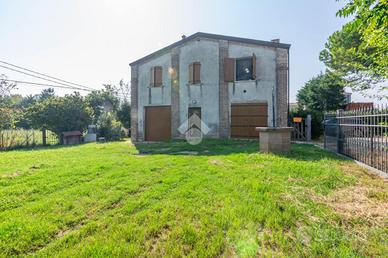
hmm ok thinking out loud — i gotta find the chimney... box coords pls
[271,39,280,43]
[181,35,186,39]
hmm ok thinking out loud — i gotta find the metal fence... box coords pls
[324,106,388,173]
[0,128,59,151]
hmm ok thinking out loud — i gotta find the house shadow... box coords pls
[132,139,345,162]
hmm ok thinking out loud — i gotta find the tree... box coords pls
[96,112,124,141]
[297,72,347,112]
[86,85,120,123]
[0,74,17,97]
[296,72,346,138]
[117,101,131,129]
[28,93,92,136]
[320,0,387,93]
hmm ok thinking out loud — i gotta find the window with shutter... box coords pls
[236,57,253,81]
[150,66,163,86]
[189,62,201,84]
[154,66,162,86]
[224,58,235,82]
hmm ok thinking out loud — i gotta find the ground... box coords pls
[0,139,387,257]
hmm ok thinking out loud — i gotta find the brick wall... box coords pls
[171,48,180,137]
[276,48,289,127]
[130,65,139,142]
[218,40,230,138]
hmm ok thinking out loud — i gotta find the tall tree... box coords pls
[86,84,120,123]
[297,72,347,112]
[320,0,387,94]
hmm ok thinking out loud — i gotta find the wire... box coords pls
[0,64,97,91]
[3,79,92,92]
[0,60,96,91]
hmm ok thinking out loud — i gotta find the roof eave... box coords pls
[129,32,291,66]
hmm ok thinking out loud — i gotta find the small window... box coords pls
[235,58,253,81]
[189,62,201,84]
[150,66,163,86]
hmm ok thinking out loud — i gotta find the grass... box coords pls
[0,139,387,257]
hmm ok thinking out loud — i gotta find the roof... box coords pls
[129,32,291,66]
[62,131,82,137]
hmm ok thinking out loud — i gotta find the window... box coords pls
[235,57,253,81]
[189,62,201,84]
[150,66,163,86]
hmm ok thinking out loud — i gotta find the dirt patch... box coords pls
[209,159,224,166]
[325,185,388,223]
[1,171,21,178]
[149,225,170,255]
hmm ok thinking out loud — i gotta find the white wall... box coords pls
[179,39,220,137]
[137,52,171,136]
[228,43,277,126]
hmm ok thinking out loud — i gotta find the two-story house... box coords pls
[130,32,290,141]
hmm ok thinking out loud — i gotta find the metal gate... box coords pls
[290,115,311,142]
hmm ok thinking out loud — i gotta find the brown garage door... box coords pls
[231,103,268,138]
[145,106,171,141]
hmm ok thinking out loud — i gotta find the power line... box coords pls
[0,60,96,91]
[3,79,92,92]
[0,64,97,91]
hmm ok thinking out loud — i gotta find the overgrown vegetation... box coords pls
[0,140,386,257]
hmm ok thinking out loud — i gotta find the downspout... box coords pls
[287,48,290,126]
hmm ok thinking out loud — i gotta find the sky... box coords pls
[0,0,383,103]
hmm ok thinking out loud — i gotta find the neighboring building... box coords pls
[130,32,290,141]
[345,102,374,111]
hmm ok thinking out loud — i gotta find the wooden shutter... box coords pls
[224,58,235,82]
[150,67,155,86]
[154,66,162,86]
[193,62,201,84]
[189,63,194,84]
[252,54,256,80]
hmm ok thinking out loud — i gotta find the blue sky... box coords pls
[1,0,370,102]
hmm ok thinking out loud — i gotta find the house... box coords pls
[130,32,290,141]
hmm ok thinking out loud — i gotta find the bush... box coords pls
[97,112,124,141]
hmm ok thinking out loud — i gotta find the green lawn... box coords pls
[0,140,387,257]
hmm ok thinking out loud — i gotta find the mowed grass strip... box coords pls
[0,140,386,257]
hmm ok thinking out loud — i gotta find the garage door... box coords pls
[145,106,171,141]
[231,103,268,138]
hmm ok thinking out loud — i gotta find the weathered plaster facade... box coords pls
[130,32,290,141]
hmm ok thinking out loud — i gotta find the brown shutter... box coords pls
[224,58,235,82]
[150,67,155,86]
[189,63,194,84]
[252,54,257,80]
[154,66,162,86]
[193,62,201,84]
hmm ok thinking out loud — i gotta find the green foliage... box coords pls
[296,72,346,138]
[116,101,131,129]
[96,112,124,141]
[28,93,92,136]
[297,72,346,112]
[320,0,388,93]
[0,140,386,256]
[86,85,120,123]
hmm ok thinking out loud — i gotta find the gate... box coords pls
[290,115,311,142]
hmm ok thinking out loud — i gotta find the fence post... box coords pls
[336,109,342,153]
[42,127,47,146]
[306,115,312,142]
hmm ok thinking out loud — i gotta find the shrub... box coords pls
[97,112,124,141]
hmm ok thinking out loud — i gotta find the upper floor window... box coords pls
[150,66,163,86]
[224,54,256,82]
[189,62,201,84]
[236,58,253,81]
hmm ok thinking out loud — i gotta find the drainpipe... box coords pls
[287,48,290,127]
